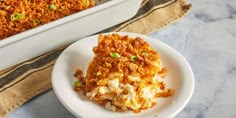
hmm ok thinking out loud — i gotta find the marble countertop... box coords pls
[5,0,236,117]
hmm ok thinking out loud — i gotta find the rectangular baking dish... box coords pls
[0,0,143,71]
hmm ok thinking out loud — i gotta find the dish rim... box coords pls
[0,0,127,47]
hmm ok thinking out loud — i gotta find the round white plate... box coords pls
[52,32,195,118]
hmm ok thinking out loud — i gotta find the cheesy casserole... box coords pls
[74,34,173,112]
[0,0,95,40]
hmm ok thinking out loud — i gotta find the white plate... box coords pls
[52,32,195,118]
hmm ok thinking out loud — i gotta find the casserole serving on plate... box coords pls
[0,0,142,71]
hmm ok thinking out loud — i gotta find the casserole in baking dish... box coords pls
[0,0,143,71]
[0,0,96,40]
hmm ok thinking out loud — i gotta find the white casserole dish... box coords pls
[0,0,142,71]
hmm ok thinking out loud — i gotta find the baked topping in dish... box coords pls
[0,0,95,40]
[74,34,173,112]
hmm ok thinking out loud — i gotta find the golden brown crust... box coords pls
[86,34,162,91]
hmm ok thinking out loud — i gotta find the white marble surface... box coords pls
[5,0,236,117]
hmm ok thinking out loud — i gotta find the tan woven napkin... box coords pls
[0,0,191,117]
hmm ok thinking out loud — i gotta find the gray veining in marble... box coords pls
[5,0,236,118]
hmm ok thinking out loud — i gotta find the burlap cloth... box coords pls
[0,0,191,117]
